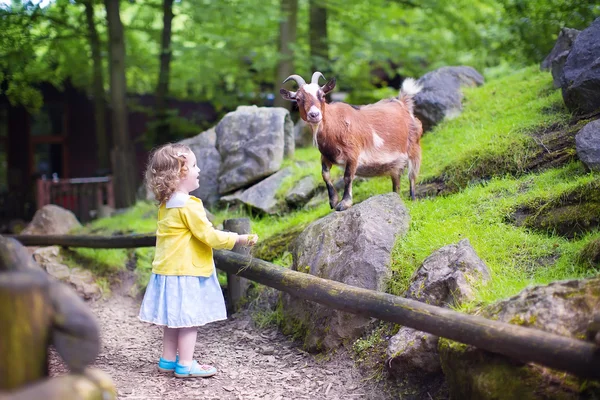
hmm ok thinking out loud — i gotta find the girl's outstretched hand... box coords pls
[237,234,259,247]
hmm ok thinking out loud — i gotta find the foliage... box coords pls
[2,0,599,120]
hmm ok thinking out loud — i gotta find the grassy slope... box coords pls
[75,65,599,310]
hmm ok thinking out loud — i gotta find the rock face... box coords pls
[180,127,222,209]
[281,193,410,351]
[220,168,293,215]
[561,17,600,114]
[387,239,491,381]
[576,119,600,171]
[22,205,81,235]
[414,66,484,132]
[216,106,293,194]
[285,176,319,208]
[32,246,102,300]
[439,277,600,399]
[540,27,580,88]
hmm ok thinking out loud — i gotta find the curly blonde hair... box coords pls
[145,143,192,204]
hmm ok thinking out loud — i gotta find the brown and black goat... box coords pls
[280,71,423,211]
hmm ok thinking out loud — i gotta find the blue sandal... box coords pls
[158,355,179,372]
[174,360,217,378]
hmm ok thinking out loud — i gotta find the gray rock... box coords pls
[387,239,491,381]
[32,246,62,265]
[576,119,600,171]
[294,118,313,148]
[216,106,293,194]
[405,238,491,307]
[561,17,600,114]
[22,205,81,235]
[440,277,600,399]
[414,66,484,132]
[540,27,580,88]
[180,127,222,208]
[285,176,319,208]
[282,193,410,351]
[224,168,293,215]
[45,262,71,281]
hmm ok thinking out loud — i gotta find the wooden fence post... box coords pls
[222,218,252,314]
[0,271,53,390]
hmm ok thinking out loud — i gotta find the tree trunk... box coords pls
[84,0,109,173]
[105,0,137,208]
[309,0,329,75]
[273,0,298,110]
[155,0,175,144]
[0,271,52,390]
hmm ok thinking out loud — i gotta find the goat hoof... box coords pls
[334,201,352,212]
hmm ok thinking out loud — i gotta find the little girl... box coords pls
[139,143,258,379]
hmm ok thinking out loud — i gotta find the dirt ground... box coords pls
[49,280,394,400]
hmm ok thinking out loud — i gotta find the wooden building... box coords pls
[0,83,217,228]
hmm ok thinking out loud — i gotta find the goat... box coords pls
[280,71,423,211]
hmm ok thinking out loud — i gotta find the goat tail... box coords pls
[398,78,422,115]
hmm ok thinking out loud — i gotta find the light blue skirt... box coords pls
[138,272,227,328]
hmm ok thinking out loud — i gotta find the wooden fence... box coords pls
[36,176,115,223]
[8,233,600,380]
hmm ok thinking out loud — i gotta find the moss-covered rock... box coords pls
[510,180,600,238]
[439,277,600,399]
[251,225,306,262]
[577,238,600,270]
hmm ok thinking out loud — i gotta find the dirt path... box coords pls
[50,285,392,399]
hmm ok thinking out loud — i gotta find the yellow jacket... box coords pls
[152,192,238,277]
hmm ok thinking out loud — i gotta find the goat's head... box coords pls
[280,72,336,124]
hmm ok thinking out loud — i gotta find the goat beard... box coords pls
[309,121,322,148]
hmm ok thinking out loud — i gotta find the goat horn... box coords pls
[283,74,306,86]
[311,71,325,84]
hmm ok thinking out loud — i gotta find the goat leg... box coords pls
[335,161,356,211]
[321,157,338,209]
[391,171,401,193]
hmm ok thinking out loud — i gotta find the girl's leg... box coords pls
[177,327,198,366]
[162,327,179,361]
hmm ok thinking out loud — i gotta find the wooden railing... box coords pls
[36,176,115,222]
[8,233,600,380]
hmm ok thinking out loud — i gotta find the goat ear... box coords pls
[321,78,336,95]
[280,89,296,101]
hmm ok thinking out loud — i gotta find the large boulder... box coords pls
[281,193,410,351]
[216,106,294,194]
[387,239,491,381]
[180,127,222,208]
[575,119,600,171]
[414,66,484,132]
[541,27,580,88]
[561,18,600,114]
[440,277,600,399]
[22,205,81,235]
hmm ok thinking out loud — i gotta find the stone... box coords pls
[414,66,484,132]
[216,106,293,194]
[180,127,222,209]
[387,239,491,381]
[575,119,600,171]
[561,17,600,114]
[285,176,319,208]
[540,27,580,88]
[22,205,81,235]
[281,193,410,351]
[439,277,600,399]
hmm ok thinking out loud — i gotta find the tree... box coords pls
[104,0,136,208]
[273,0,298,110]
[309,0,329,75]
[83,0,109,172]
[154,0,175,144]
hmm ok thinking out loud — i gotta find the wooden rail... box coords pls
[8,233,600,380]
